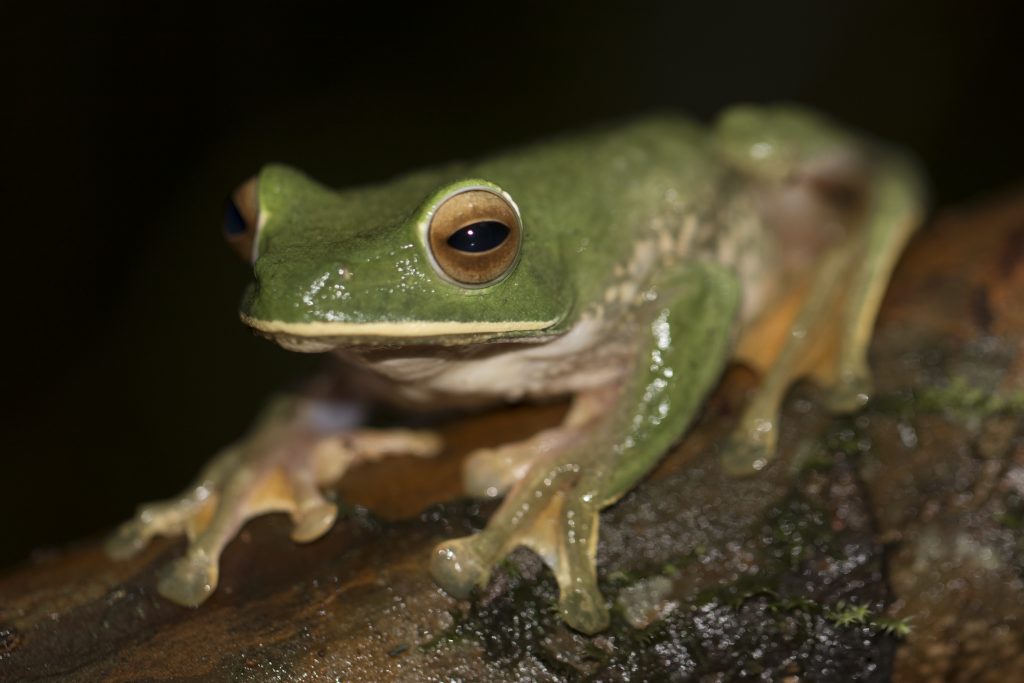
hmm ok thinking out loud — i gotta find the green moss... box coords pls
[761,493,840,572]
[420,483,901,681]
[711,591,910,638]
[873,616,913,638]
[999,493,1024,531]
[792,414,878,477]
[874,377,1024,422]
[822,421,870,457]
[828,601,871,626]
[918,379,1024,415]
[999,492,1024,572]
[424,572,907,680]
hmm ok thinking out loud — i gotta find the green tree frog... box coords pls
[107,105,923,634]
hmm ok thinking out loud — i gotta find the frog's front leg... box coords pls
[106,395,441,606]
[432,262,740,634]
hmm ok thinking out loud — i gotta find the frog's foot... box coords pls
[821,362,874,413]
[432,465,608,634]
[106,405,441,606]
[721,365,875,476]
[722,349,874,476]
[720,368,791,477]
[720,421,776,477]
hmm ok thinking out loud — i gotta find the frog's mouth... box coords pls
[240,314,562,352]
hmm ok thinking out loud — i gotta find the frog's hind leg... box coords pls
[722,152,925,475]
[723,248,855,474]
[818,155,925,411]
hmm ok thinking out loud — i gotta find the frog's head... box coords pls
[225,164,570,351]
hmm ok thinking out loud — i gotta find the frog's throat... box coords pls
[240,314,560,339]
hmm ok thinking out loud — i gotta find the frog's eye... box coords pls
[224,175,260,263]
[427,187,522,287]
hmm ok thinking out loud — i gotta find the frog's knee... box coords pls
[715,104,849,184]
[430,535,491,600]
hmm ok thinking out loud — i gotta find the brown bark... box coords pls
[2,188,1023,682]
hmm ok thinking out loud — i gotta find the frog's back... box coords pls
[466,115,736,321]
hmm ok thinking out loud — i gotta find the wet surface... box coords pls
[1,190,1022,681]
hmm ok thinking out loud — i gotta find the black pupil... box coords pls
[223,198,248,235]
[447,221,510,253]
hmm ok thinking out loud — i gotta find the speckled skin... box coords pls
[108,105,924,634]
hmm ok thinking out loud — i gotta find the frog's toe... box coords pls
[290,500,338,543]
[430,536,493,599]
[104,495,210,560]
[560,583,610,635]
[720,423,778,477]
[157,551,218,607]
[463,446,533,498]
[822,368,873,413]
[542,494,607,634]
[105,519,150,561]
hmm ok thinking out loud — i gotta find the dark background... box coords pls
[2,2,1020,569]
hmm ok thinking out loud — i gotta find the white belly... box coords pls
[342,315,631,403]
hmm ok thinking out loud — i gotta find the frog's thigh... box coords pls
[723,157,924,475]
[432,263,740,634]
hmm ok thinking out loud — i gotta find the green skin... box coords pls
[244,116,719,340]
[108,106,924,634]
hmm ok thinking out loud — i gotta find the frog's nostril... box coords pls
[224,175,260,263]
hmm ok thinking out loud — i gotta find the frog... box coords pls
[106,105,924,634]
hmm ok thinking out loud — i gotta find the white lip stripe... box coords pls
[241,314,559,338]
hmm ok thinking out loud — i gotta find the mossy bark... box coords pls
[2,189,1022,682]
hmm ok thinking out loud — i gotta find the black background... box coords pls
[2,1,1020,568]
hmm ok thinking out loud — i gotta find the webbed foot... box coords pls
[432,480,609,634]
[107,398,441,606]
[436,392,616,633]
[822,365,874,413]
